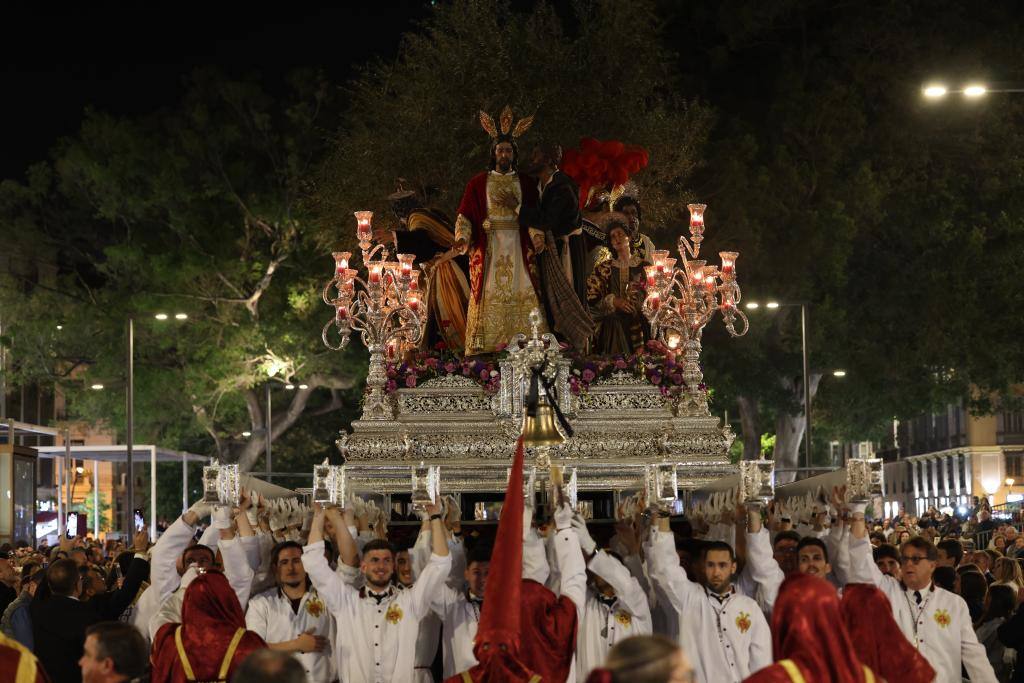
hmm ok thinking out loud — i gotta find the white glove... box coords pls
[212,505,233,530]
[187,500,214,522]
[571,513,597,555]
[522,504,534,541]
[553,502,574,531]
[416,507,431,522]
[446,495,462,522]
[269,502,287,532]
[850,501,868,515]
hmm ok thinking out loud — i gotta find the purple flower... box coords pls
[444,362,458,374]
[584,361,597,372]
[386,365,398,378]
[649,372,662,385]
[386,380,398,392]
[614,359,627,370]
[671,373,684,386]
[582,369,596,382]
[405,374,418,388]
[659,385,670,396]
[424,357,440,369]
[479,369,490,381]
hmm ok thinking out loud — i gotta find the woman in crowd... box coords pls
[585,634,695,683]
[976,584,1016,681]
[993,557,1024,598]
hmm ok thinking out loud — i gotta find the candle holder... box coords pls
[312,458,348,506]
[322,211,427,419]
[847,458,884,503]
[641,203,748,417]
[739,459,775,508]
[411,462,441,508]
[201,461,240,506]
[645,464,678,511]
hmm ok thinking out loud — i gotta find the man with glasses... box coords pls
[846,498,996,683]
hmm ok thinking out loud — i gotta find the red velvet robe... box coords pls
[456,171,541,307]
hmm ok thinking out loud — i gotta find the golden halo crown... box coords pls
[478,105,535,141]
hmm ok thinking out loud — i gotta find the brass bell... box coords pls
[521,394,565,448]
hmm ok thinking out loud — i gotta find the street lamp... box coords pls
[833,370,847,378]
[922,82,1024,100]
[744,300,813,471]
[90,383,104,391]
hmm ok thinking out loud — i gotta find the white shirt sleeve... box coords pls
[647,528,702,612]
[522,528,550,585]
[218,536,255,611]
[240,535,262,572]
[407,552,454,620]
[553,527,587,613]
[302,540,356,616]
[744,528,784,613]
[409,527,432,581]
[150,516,196,600]
[244,595,270,640]
[748,607,773,673]
[588,550,652,627]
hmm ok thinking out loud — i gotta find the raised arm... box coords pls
[552,503,587,611]
[647,515,701,612]
[151,501,211,600]
[302,506,356,616]
[588,550,653,628]
[408,500,454,619]
[324,506,358,568]
[743,506,784,613]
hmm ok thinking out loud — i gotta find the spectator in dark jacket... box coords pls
[31,531,149,683]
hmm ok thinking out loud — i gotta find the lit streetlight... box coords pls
[154,313,168,321]
[964,84,987,98]
[242,431,252,437]
[90,383,104,391]
[745,302,759,310]
[833,370,847,378]
[923,84,948,99]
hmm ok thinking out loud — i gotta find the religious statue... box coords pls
[454,106,545,356]
[377,185,471,352]
[586,217,650,355]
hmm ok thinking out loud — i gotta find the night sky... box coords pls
[0,4,430,181]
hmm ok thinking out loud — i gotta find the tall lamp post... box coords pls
[743,300,847,472]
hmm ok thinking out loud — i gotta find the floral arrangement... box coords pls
[379,340,708,400]
[568,340,708,400]
[383,342,501,395]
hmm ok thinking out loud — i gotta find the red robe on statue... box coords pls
[456,171,545,355]
[150,572,266,683]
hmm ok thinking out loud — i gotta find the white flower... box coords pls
[489,370,498,377]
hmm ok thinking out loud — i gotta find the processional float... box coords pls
[317,204,753,507]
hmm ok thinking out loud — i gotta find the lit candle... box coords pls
[335,304,348,322]
[369,263,383,284]
[398,253,414,280]
[409,270,420,291]
[354,211,373,242]
[333,251,351,275]
[386,341,396,359]
[689,260,706,287]
[407,292,419,312]
[704,273,717,293]
[652,250,670,274]
[720,251,738,277]
[645,265,658,287]
[647,291,661,311]
[663,257,677,274]
[688,203,706,230]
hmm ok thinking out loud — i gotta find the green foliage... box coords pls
[665,0,1024,457]
[314,0,712,248]
[0,68,365,470]
[73,492,112,533]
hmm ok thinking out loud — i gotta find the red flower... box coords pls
[405,374,418,388]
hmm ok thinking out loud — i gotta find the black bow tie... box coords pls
[914,590,922,605]
[598,594,617,608]
[367,590,390,604]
